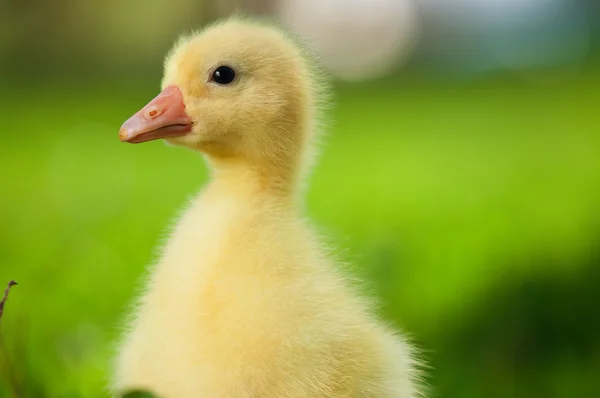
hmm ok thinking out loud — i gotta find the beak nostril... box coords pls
[149,109,158,117]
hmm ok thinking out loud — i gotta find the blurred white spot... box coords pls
[277,0,421,81]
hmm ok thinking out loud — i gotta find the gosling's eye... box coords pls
[211,66,236,85]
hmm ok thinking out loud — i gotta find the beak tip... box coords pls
[118,127,130,142]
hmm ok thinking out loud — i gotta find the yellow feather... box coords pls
[113,16,423,398]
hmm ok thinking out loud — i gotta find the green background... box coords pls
[1,2,600,397]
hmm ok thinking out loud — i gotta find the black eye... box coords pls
[211,66,236,85]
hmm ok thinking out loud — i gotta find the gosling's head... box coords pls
[119,18,322,169]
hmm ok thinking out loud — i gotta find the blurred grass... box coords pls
[0,72,599,397]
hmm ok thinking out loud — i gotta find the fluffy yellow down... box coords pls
[113,16,422,398]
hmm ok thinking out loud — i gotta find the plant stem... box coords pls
[0,280,21,397]
[0,281,18,324]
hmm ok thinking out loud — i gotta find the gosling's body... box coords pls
[114,17,421,398]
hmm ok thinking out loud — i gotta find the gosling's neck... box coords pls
[202,153,304,209]
[197,117,315,207]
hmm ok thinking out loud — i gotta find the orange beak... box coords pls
[119,85,193,143]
